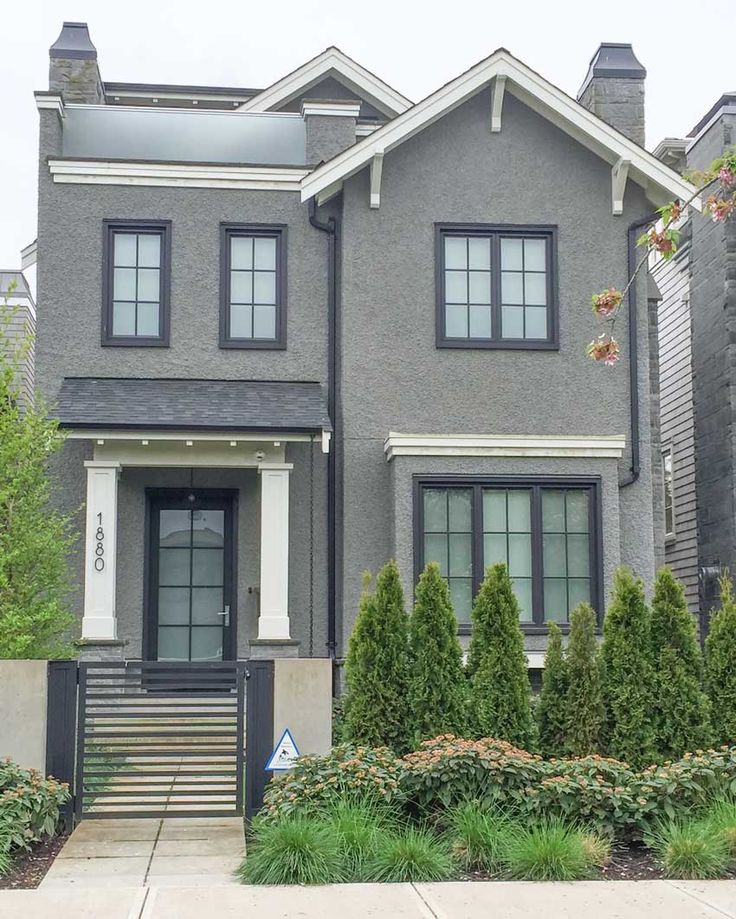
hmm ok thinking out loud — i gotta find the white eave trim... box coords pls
[301,100,361,118]
[300,49,701,213]
[239,47,411,118]
[35,93,64,117]
[47,160,311,190]
[383,432,627,461]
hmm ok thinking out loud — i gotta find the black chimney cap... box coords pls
[49,22,97,61]
[578,43,646,97]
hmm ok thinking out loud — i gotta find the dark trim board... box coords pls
[412,474,604,632]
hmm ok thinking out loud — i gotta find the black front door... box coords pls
[145,490,237,661]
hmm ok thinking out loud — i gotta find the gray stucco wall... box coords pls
[336,89,657,651]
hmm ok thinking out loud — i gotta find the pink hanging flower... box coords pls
[587,334,620,366]
[591,288,623,318]
[719,166,736,188]
[705,194,736,223]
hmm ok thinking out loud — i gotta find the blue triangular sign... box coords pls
[265,728,300,771]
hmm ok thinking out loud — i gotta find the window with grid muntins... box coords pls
[436,225,557,348]
[417,478,599,629]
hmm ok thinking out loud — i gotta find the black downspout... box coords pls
[620,210,659,487]
[308,198,338,666]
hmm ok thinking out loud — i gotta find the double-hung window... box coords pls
[220,225,286,349]
[436,225,557,348]
[416,477,600,629]
[103,220,171,345]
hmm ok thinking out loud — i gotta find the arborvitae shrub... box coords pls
[536,621,567,757]
[650,567,711,760]
[706,572,736,746]
[467,563,534,748]
[599,567,656,768]
[343,561,411,752]
[408,562,467,745]
[564,603,603,757]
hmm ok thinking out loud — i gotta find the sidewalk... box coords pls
[1,880,735,919]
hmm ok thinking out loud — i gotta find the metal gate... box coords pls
[75,661,246,820]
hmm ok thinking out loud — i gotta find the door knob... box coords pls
[219,605,230,627]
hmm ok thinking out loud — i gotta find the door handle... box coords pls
[219,605,230,627]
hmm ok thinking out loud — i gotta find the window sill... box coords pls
[102,338,169,348]
[458,623,603,636]
[219,339,286,351]
[436,338,559,351]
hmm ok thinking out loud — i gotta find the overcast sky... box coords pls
[2,0,733,270]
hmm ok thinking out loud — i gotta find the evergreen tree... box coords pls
[408,562,468,744]
[343,560,411,752]
[599,567,656,768]
[564,602,603,757]
[0,299,76,658]
[705,572,736,746]
[650,567,711,759]
[467,563,534,748]
[536,621,568,757]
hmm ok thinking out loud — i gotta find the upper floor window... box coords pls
[220,225,286,349]
[102,220,171,346]
[436,225,557,349]
[416,477,600,630]
[663,446,675,540]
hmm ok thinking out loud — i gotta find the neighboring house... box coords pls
[653,93,736,627]
[0,266,36,404]
[35,23,696,669]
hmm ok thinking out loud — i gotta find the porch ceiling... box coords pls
[56,377,332,435]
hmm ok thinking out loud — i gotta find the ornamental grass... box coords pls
[238,816,344,885]
[644,818,731,879]
[362,826,456,882]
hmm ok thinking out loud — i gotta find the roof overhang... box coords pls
[300,49,701,214]
[239,47,411,118]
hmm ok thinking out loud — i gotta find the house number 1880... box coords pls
[94,511,105,571]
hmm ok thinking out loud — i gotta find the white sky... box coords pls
[2,0,733,269]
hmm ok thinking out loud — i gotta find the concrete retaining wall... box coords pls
[0,660,49,772]
[272,659,332,756]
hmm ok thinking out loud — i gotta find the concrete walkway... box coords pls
[39,817,244,890]
[1,879,735,918]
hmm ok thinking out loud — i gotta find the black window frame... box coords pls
[413,475,603,634]
[102,219,172,347]
[219,224,287,350]
[662,444,675,543]
[435,223,559,350]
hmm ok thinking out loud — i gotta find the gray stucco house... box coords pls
[35,24,697,671]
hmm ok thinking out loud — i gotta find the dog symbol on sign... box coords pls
[265,728,300,771]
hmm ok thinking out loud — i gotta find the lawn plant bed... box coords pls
[0,833,69,889]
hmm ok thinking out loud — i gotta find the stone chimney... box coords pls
[577,43,646,146]
[301,100,361,164]
[49,22,105,104]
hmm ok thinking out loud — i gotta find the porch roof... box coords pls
[57,377,332,434]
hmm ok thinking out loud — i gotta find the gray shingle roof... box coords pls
[57,378,331,433]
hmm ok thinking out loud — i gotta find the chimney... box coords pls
[49,22,105,104]
[301,99,361,164]
[577,43,646,146]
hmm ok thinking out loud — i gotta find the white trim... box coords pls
[257,463,292,640]
[369,150,384,209]
[490,75,506,132]
[300,49,700,212]
[35,93,64,117]
[48,159,310,191]
[64,102,301,119]
[356,122,381,137]
[301,100,361,119]
[106,90,255,105]
[611,157,630,216]
[66,429,320,444]
[21,239,37,269]
[239,47,411,118]
[82,462,120,640]
[383,432,627,461]
[526,652,546,669]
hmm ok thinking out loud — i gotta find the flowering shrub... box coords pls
[261,744,404,821]
[586,334,620,366]
[0,759,70,863]
[591,289,622,318]
[401,735,545,810]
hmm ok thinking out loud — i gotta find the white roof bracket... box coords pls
[370,149,384,209]
[612,157,630,216]
[491,75,506,132]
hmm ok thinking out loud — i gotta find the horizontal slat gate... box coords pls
[76,661,246,820]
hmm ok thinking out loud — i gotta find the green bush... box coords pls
[239,816,344,885]
[600,568,656,768]
[650,568,712,760]
[261,744,404,822]
[466,564,534,747]
[363,827,456,882]
[536,622,568,757]
[565,603,603,757]
[446,801,516,873]
[0,760,70,870]
[343,562,412,752]
[644,818,731,879]
[408,562,467,745]
[706,573,736,745]
[503,818,595,881]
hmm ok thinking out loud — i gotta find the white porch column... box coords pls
[82,461,120,640]
[258,462,293,640]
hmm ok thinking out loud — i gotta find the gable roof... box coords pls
[239,47,411,118]
[300,48,700,211]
